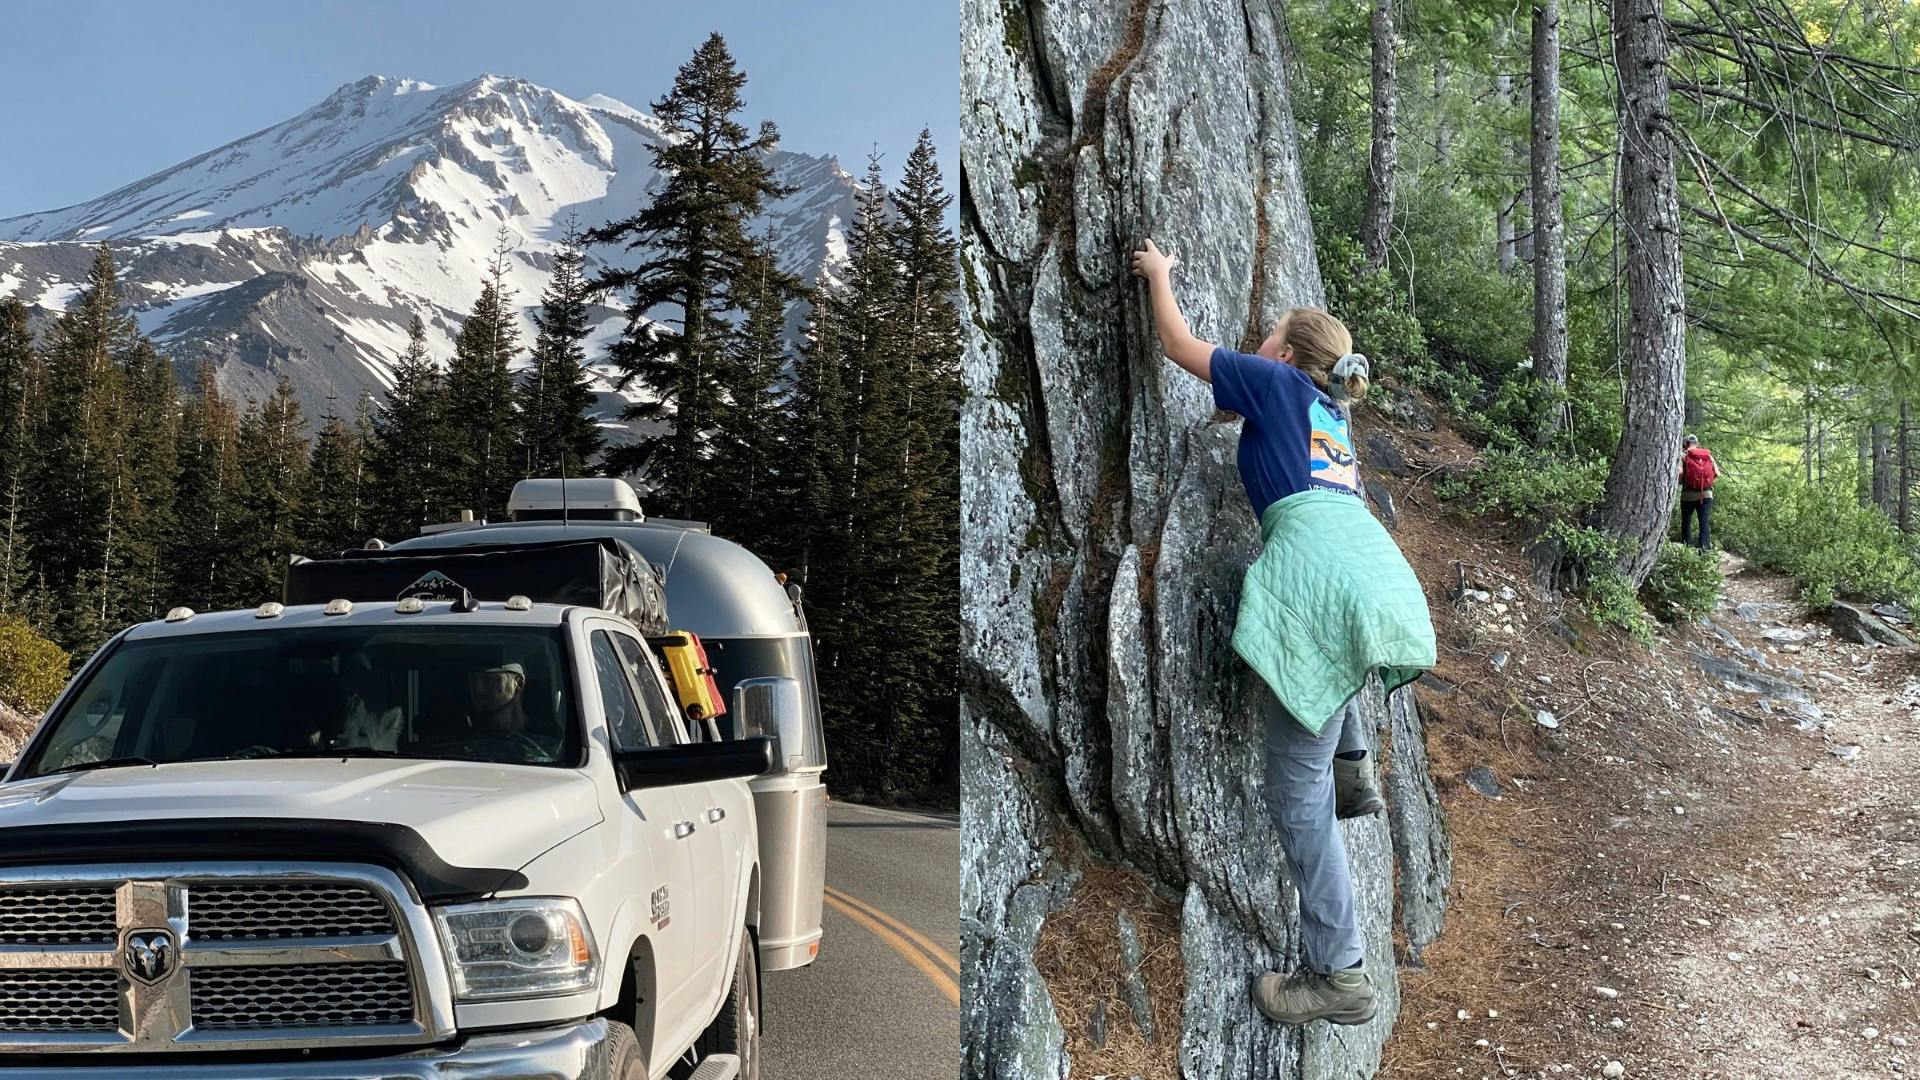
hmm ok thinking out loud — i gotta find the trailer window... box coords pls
[703,636,827,769]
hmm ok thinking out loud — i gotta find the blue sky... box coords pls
[0,0,956,218]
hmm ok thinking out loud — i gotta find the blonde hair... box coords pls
[1280,307,1369,403]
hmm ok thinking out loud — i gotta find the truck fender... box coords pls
[610,934,658,1068]
[598,892,652,1015]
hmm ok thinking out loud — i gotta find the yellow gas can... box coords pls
[648,631,726,722]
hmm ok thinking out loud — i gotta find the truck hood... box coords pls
[0,758,603,875]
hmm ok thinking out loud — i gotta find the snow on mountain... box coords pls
[0,74,858,429]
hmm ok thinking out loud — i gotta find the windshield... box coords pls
[19,625,578,777]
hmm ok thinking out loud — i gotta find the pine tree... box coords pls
[888,130,963,792]
[0,300,43,622]
[783,285,852,639]
[300,409,369,556]
[443,232,522,521]
[787,155,924,792]
[367,315,449,539]
[168,363,243,612]
[518,220,603,479]
[1593,0,1687,586]
[112,336,178,624]
[232,379,309,604]
[705,228,799,549]
[587,32,793,516]
[26,243,132,650]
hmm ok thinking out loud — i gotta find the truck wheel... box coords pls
[594,1019,647,1080]
[695,930,760,1080]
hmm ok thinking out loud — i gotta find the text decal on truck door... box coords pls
[650,885,671,930]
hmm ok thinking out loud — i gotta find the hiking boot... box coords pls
[1333,753,1386,819]
[1251,964,1377,1026]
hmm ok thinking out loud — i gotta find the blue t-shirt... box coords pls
[1210,346,1361,514]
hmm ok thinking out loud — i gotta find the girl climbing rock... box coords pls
[1130,238,1436,1026]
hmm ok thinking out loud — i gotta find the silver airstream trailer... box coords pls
[382,478,829,973]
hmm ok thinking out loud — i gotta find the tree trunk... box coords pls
[1495,53,1517,274]
[1496,169,1516,273]
[1594,0,1686,587]
[1362,0,1398,270]
[1871,421,1892,514]
[960,1,1451,1075]
[1858,423,1871,505]
[1530,0,1568,437]
[1806,400,1816,486]
[1433,63,1451,166]
[1901,401,1913,532]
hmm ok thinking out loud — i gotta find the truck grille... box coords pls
[190,882,395,940]
[0,886,117,944]
[0,865,448,1053]
[191,963,413,1030]
[0,970,119,1032]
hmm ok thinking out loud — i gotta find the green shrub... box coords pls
[1437,448,1609,523]
[1715,473,1920,610]
[1544,522,1659,645]
[0,615,69,715]
[1643,542,1722,623]
[1585,568,1658,646]
[1314,228,1427,380]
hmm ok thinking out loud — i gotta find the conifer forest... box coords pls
[1289,0,1920,610]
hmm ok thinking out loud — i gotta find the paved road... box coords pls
[764,801,958,1078]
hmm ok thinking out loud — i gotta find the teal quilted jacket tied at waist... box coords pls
[1232,489,1437,735]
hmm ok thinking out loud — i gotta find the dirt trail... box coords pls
[1380,544,1920,1079]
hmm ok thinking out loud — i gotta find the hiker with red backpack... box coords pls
[1679,434,1719,550]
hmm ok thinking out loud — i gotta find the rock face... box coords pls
[959,1,1451,1075]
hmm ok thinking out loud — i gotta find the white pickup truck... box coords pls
[0,593,774,1078]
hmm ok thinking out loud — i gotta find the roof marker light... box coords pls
[395,596,426,614]
[255,602,285,619]
[505,595,532,612]
[164,607,195,623]
[323,598,354,616]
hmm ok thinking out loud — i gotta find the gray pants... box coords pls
[1262,694,1368,973]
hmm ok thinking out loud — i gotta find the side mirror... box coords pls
[733,677,805,772]
[614,735,775,791]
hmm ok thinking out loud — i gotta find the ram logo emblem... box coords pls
[123,929,176,984]
[650,885,671,930]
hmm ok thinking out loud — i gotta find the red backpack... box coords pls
[1681,448,1718,491]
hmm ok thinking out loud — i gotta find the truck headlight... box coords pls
[433,897,599,1000]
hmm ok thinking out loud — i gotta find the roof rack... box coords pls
[283,537,670,635]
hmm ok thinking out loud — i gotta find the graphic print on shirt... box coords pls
[1307,398,1359,493]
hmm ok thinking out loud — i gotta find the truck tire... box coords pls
[593,1019,647,1080]
[695,929,760,1080]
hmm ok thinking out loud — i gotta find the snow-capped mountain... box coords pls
[0,74,857,428]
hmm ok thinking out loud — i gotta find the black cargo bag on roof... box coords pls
[284,538,670,635]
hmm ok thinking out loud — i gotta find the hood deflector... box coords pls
[0,818,527,903]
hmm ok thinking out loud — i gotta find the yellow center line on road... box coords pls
[823,884,960,977]
[821,886,960,1008]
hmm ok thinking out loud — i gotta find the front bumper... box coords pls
[0,1019,611,1080]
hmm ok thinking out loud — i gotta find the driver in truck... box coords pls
[465,661,530,734]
